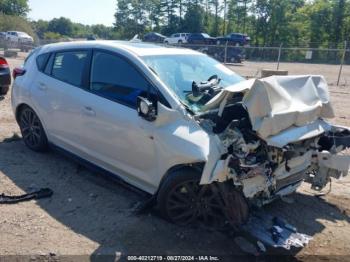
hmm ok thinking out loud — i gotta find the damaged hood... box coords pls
[204,75,335,147]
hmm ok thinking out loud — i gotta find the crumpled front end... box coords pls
[196,75,350,206]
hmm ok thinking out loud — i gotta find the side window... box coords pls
[52,51,88,86]
[36,53,50,72]
[174,34,180,38]
[44,54,54,75]
[90,51,149,108]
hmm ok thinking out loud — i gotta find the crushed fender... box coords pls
[0,188,53,204]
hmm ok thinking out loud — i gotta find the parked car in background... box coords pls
[216,33,251,46]
[87,35,97,41]
[164,33,189,44]
[143,32,166,43]
[0,57,11,95]
[187,33,216,45]
[0,32,6,40]
[6,31,34,44]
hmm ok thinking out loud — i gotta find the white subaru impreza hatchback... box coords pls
[12,41,350,227]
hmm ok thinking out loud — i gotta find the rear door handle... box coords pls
[82,106,96,117]
[38,82,48,91]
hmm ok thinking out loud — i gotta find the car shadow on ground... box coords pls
[0,139,348,261]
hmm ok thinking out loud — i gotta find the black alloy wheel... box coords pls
[18,106,48,151]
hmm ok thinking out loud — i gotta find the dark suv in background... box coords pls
[216,33,251,46]
[143,32,166,43]
[187,33,216,45]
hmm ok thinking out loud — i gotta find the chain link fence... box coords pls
[182,43,349,86]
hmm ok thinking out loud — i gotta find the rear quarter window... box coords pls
[36,53,51,72]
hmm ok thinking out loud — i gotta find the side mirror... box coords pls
[137,96,157,121]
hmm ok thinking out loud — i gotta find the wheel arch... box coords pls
[155,162,205,196]
[15,103,31,123]
[15,103,46,130]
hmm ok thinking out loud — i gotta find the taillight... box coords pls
[0,57,9,69]
[13,67,26,79]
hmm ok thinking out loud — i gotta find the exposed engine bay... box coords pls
[188,75,350,207]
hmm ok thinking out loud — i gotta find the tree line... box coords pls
[1,0,350,48]
[115,0,350,48]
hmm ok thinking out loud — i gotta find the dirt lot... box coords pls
[0,56,350,261]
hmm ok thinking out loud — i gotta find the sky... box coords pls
[28,0,116,26]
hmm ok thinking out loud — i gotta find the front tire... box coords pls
[157,168,231,228]
[18,106,48,152]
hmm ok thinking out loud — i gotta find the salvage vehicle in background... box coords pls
[216,33,251,46]
[187,33,216,45]
[0,32,6,40]
[143,32,166,43]
[6,31,34,44]
[12,41,350,229]
[164,33,190,44]
[0,57,11,95]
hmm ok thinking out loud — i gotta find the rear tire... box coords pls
[18,106,48,152]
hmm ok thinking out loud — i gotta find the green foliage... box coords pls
[113,0,350,47]
[182,4,204,32]
[0,0,29,17]
[2,0,349,49]
[0,14,35,37]
[31,19,49,39]
[43,31,62,40]
[47,17,74,37]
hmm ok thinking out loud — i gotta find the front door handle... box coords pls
[82,106,96,117]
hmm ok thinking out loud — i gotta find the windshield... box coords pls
[142,54,244,112]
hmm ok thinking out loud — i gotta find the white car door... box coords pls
[31,50,91,153]
[78,50,158,190]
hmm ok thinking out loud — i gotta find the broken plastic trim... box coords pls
[241,209,312,250]
[0,188,53,204]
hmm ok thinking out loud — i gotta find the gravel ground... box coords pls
[0,56,350,261]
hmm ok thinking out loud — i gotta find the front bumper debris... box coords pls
[241,209,312,251]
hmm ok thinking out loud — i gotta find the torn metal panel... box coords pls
[273,151,313,180]
[240,174,272,199]
[200,135,225,185]
[264,119,332,148]
[243,75,335,139]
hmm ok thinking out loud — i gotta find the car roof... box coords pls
[39,40,203,57]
